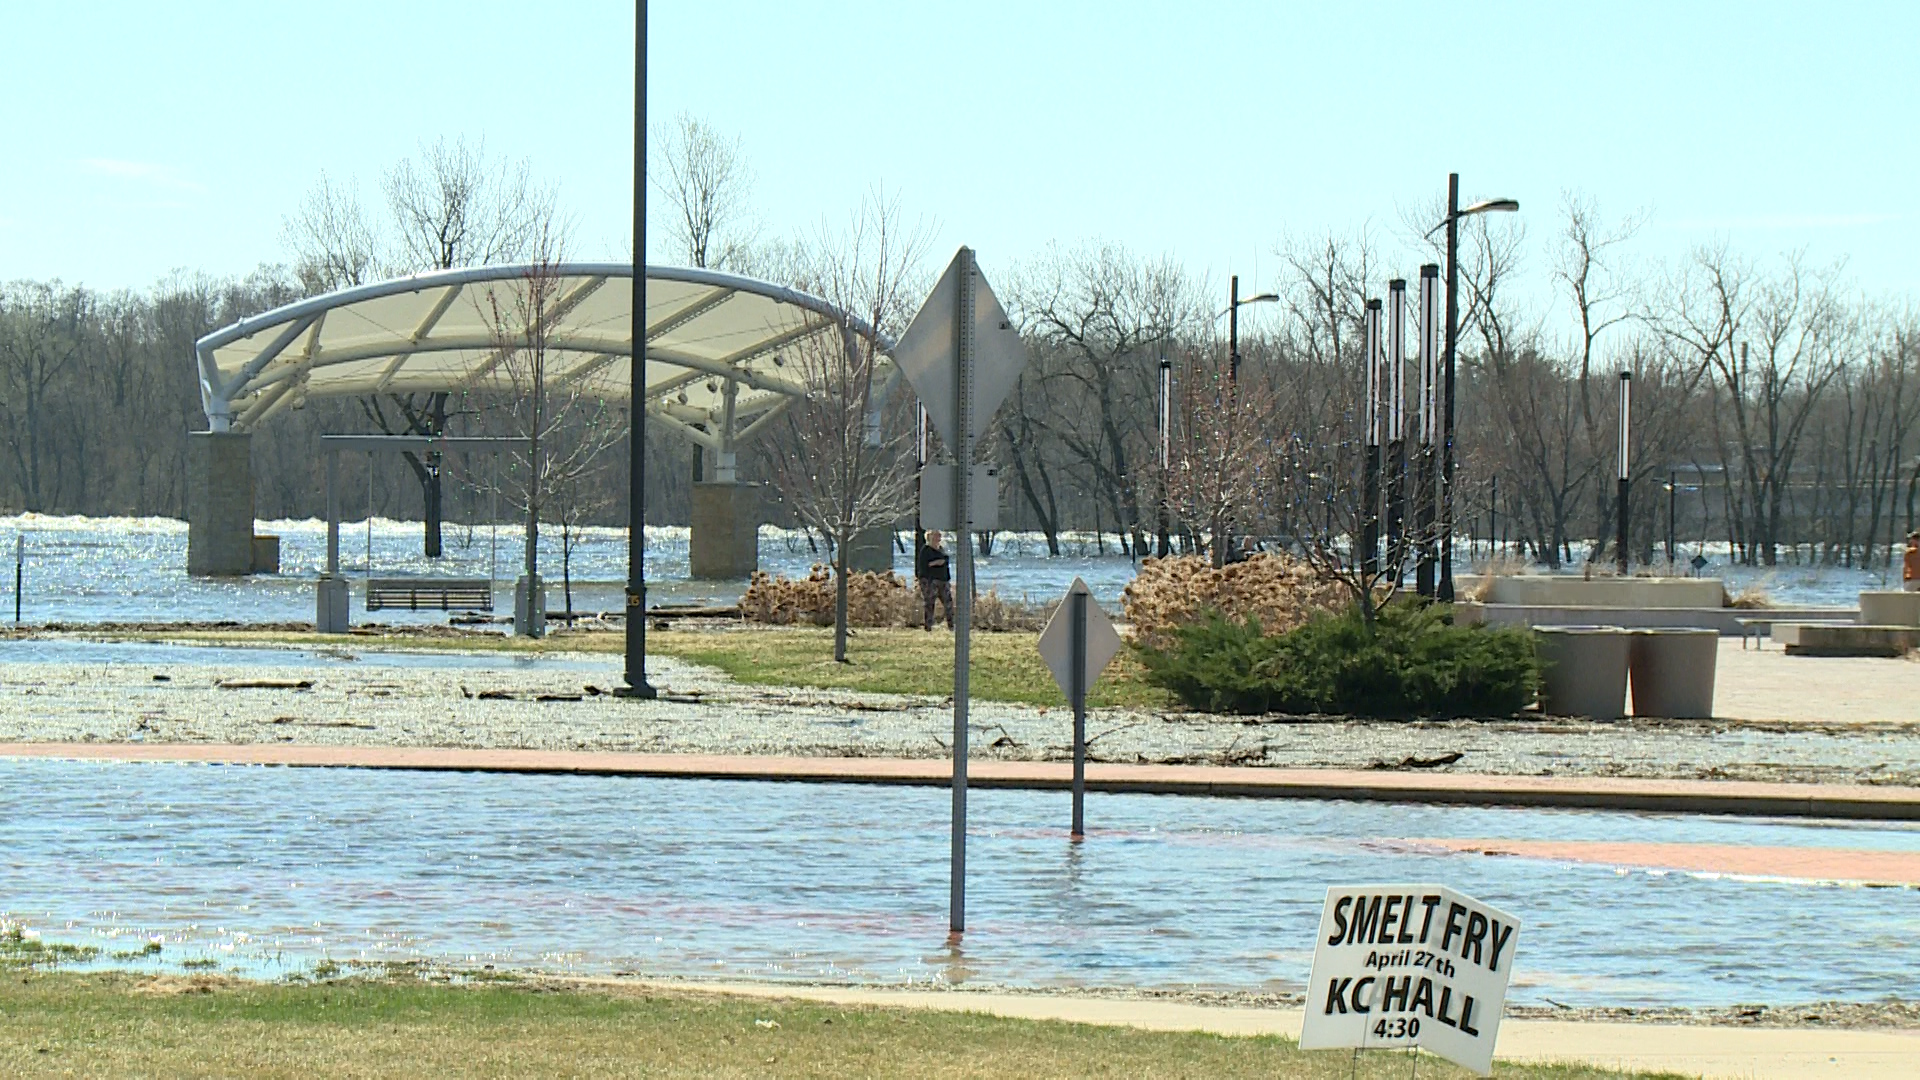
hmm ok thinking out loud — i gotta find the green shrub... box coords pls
[1137,603,1537,719]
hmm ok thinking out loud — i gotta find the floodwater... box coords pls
[3,759,1914,1007]
[0,513,1893,626]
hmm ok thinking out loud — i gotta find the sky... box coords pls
[5,0,1917,320]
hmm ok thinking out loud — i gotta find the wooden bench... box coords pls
[365,578,494,612]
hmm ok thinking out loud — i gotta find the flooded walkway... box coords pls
[3,756,1915,1008]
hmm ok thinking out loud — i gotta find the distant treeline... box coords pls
[3,220,1917,571]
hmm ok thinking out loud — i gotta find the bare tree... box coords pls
[651,112,759,271]
[762,190,931,661]
[475,234,625,637]
[1009,243,1204,557]
[1163,345,1282,567]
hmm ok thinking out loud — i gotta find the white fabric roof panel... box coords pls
[195,263,891,434]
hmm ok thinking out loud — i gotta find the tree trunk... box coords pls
[833,538,850,664]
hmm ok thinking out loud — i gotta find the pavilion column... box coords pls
[186,431,259,577]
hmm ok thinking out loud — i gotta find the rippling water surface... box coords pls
[3,759,1914,1007]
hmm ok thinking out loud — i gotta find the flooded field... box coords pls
[4,758,1914,1007]
[0,514,1893,627]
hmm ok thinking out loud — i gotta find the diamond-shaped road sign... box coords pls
[1036,578,1124,699]
[894,248,1029,446]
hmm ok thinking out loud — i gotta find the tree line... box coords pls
[4,121,1917,573]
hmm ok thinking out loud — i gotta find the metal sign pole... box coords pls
[1070,588,1087,840]
[951,247,976,937]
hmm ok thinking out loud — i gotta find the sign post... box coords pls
[1301,883,1519,1075]
[1036,577,1123,839]
[895,247,1029,936]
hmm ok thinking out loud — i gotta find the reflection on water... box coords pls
[3,759,1915,1007]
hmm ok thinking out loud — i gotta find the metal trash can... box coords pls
[1532,626,1631,720]
[1628,628,1718,719]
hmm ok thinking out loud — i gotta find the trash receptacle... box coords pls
[1628,628,1718,719]
[1532,626,1631,720]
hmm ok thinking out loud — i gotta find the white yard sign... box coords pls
[1300,884,1519,1075]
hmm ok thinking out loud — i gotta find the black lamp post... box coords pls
[1617,370,1631,576]
[620,0,656,698]
[1226,274,1279,384]
[1430,174,1519,602]
[1157,358,1172,557]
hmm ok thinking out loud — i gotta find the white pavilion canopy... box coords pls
[194,263,893,452]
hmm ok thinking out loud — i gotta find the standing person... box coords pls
[916,529,954,631]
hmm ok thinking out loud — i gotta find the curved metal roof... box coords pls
[195,262,891,434]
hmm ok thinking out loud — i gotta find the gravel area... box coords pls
[3,639,1920,785]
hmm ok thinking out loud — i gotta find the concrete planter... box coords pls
[1532,626,1632,720]
[1628,628,1719,719]
[1859,591,1920,627]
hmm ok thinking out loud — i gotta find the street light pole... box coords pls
[1416,264,1440,597]
[1362,299,1382,580]
[1157,358,1172,557]
[1229,275,1240,384]
[620,0,656,699]
[1617,371,1632,576]
[1386,279,1407,578]
[1435,174,1519,602]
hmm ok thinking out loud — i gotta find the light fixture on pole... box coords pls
[1617,370,1631,576]
[1225,274,1279,384]
[1361,299,1382,579]
[1386,279,1408,577]
[1429,174,1519,602]
[1416,264,1440,597]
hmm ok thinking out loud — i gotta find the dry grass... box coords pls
[648,625,1163,708]
[1122,554,1345,645]
[0,972,1672,1079]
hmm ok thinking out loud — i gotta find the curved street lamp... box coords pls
[1223,274,1279,383]
[1427,175,1519,602]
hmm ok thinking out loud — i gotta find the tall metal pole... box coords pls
[1156,358,1172,558]
[1228,274,1240,384]
[951,247,977,936]
[1439,173,1462,602]
[1667,467,1677,564]
[1069,589,1087,841]
[1386,279,1407,580]
[1416,264,1440,597]
[1362,299,1382,579]
[1617,371,1632,576]
[621,0,656,697]
[914,404,928,560]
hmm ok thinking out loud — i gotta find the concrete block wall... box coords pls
[690,482,761,579]
[186,432,256,577]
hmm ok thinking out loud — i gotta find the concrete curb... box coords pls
[3,743,1917,820]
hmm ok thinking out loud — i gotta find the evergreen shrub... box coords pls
[1136,603,1538,719]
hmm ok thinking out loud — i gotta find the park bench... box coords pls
[364,578,494,612]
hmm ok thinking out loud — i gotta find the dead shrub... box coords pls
[1122,553,1345,645]
[739,566,1049,630]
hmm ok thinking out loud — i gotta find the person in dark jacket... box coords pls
[916,529,954,631]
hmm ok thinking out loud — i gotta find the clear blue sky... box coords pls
[6,1,1915,307]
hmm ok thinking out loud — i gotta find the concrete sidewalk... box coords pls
[4,741,1917,820]
[603,979,1920,1079]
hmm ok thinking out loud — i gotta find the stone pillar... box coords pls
[845,526,896,573]
[514,573,547,638]
[187,431,256,577]
[690,481,760,579]
[315,576,350,633]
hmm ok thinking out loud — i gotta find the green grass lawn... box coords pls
[0,972,1674,1079]
[103,625,1172,709]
